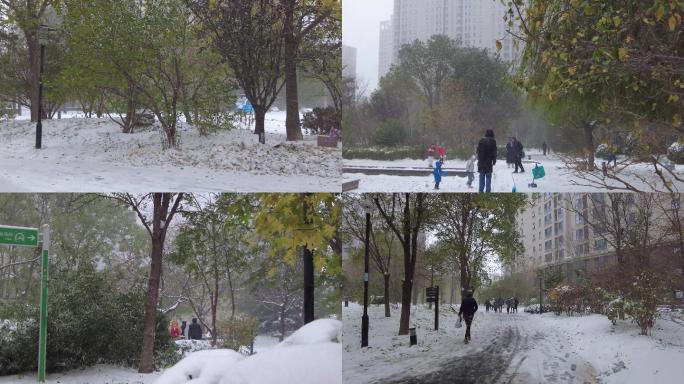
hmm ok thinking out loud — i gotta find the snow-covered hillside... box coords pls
[0,111,340,192]
[0,319,342,384]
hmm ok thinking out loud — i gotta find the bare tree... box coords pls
[111,193,183,373]
[372,193,427,335]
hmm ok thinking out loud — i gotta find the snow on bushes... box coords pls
[668,141,684,164]
[153,319,342,384]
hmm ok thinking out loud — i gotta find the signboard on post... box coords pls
[0,224,49,382]
[0,225,39,247]
[426,286,439,330]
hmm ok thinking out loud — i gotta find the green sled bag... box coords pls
[532,164,546,180]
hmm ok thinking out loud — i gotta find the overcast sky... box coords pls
[342,0,393,94]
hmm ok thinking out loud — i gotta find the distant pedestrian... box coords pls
[512,138,525,173]
[180,320,187,337]
[465,154,476,188]
[169,320,180,338]
[458,290,479,344]
[188,318,203,340]
[542,141,548,156]
[485,300,491,312]
[427,144,436,166]
[506,139,514,168]
[477,129,497,193]
[438,146,447,162]
[608,145,618,167]
[506,298,512,314]
[433,159,444,190]
[513,297,519,313]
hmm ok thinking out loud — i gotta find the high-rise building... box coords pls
[378,20,394,80]
[378,0,521,81]
[342,45,358,80]
[510,193,683,285]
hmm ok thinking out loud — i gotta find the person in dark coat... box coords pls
[459,289,479,343]
[542,141,548,156]
[180,320,187,337]
[188,318,202,340]
[506,139,514,168]
[513,297,519,313]
[512,138,525,173]
[477,129,497,193]
[485,299,491,312]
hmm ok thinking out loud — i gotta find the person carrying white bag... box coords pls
[458,289,479,344]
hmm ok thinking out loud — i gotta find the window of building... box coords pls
[594,238,607,250]
[545,227,552,238]
[575,213,583,225]
[545,240,552,251]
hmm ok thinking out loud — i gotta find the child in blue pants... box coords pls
[433,159,444,190]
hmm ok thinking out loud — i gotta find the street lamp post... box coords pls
[35,25,48,149]
[361,197,372,347]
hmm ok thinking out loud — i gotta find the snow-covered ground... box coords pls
[0,110,340,192]
[343,150,684,192]
[343,302,684,383]
[0,320,342,384]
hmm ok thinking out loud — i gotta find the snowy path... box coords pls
[343,303,684,384]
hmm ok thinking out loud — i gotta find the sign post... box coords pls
[426,286,439,330]
[0,224,48,382]
[37,224,49,382]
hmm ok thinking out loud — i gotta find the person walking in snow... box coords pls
[506,138,514,168]
[465,154,476,188]
[477,129,497,193]
[181,320,187,338]
[433,159,445,190]
[542,141,548,156]
[188,318,203,340]
[506,298,512,314]
[459,289,479,344]
[512,138,525,174]
[513,297,519,313]
[485,299,491,312]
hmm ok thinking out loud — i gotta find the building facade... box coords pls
[342,44,358,80]
[378,0,521,80]
[511,193,684,286]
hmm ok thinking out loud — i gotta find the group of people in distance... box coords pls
[456,291,520,344]
[168,318,204,340]
[485,297,519,314]
[428,130,550,192]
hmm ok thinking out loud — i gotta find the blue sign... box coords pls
[243,102,253,114]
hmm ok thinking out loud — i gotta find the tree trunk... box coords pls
[283,4,303,142]
[123,81,136,133]
[583,121,595,171]
[28,33,40,122]
[138,193,181,373]
[138,232,164,373]
[303,196,314,324]
[254,107,266,144]
[279,304,286,342]
[383,273,391,317]
[211,269,219,347]
[398,200,413,335]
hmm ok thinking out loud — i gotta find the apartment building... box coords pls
[511,193,684,285]
[378,0,521,79]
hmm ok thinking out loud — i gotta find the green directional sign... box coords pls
[0,225,39,247]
